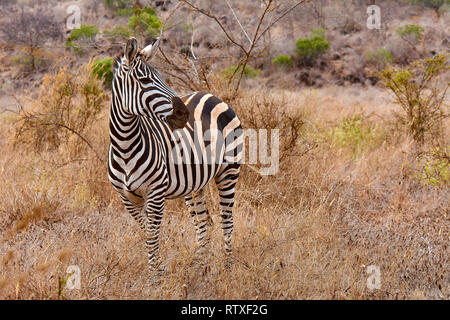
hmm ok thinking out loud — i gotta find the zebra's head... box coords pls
[112,37,188,129]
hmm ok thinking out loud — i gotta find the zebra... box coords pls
[108,37,243,272]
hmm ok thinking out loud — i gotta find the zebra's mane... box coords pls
[112,49,124,75]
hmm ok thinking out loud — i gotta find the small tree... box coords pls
[396,24,426,60]
[181,0,307,97]
[0,4,63,71]
[379,54,449,147]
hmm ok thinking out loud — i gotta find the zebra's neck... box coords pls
[109,100,144,156]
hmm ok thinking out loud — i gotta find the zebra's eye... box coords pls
[140,78,153,85]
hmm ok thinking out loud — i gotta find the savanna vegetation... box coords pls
[0,0,448,299]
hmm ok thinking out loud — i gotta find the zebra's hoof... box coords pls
[149,267,165,284]
[149,263,166,275]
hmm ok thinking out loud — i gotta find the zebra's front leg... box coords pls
[144,196,165,273]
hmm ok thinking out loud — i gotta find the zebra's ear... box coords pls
[141,37,160,61]
[125,37,138,63]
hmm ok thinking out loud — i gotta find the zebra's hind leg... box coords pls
[215,163,240,269]
[186,189,213,260]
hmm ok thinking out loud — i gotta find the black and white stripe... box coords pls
[108,38,242,271]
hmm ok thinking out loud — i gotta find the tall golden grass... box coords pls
[0,65,448,299]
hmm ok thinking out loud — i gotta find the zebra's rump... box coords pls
[163,91,243,198]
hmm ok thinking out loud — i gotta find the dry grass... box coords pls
[0,76,448,299]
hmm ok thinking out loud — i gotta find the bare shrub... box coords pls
[231,90,314,176]
[14,61,108,163]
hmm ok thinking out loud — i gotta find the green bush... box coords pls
[416,148,450,186]
[272,55,294,67]
[397,24,424,41]
[223,65,260,79]
[92,58,114,88]
[66,25,99,54]
[366,48,393,69]
[10,55,33,70]
[295,28,330,65]
[329,115,383,156]
[128,7,162,37]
